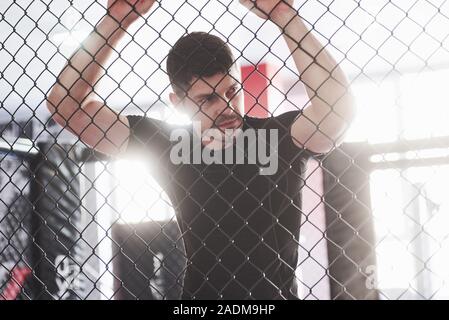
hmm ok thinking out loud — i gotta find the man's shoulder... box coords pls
[127,114,191,136]
[127,114,171,129]
[125,114,190,158]
[244,110,301,130]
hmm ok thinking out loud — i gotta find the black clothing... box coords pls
[126,111,318,299]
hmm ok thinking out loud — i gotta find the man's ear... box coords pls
[169,92,180,107]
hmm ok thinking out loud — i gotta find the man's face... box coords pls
[170,67,244,138]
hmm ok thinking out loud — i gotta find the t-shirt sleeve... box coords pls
[125,114,173,161]
[272,110,326,160]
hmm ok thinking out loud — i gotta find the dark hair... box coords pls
[166,32,235,96]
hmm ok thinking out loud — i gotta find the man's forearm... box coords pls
[275,12,355,126]
[47,14,128,122]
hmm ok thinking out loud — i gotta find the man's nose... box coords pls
[217,95,236,115]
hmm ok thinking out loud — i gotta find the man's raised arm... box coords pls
[240,0,356,154]
[46,0,156,156]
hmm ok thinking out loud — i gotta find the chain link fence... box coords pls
[1,0,449,300]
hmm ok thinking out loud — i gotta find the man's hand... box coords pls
[239,0,296,27]
[107,0,156,28]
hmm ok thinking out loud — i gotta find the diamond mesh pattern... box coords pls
[1,0,449,300]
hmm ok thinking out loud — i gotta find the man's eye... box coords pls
[201,96,214,105]
[228,86,238,97]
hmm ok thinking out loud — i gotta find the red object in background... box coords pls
[241,63,271,118]
[0,267,31,300]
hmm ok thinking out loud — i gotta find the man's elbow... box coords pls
[46,83,65,113]
[314,115,354,154]
[46,93,57,115]
[46,93,76,130]
[46,94,64,127]
[305,99,356,154]
[340,91,357,121]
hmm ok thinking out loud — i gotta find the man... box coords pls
[47,0,355,299]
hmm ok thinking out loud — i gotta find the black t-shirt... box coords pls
[125,111,319,300]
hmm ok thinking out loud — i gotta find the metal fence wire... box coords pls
[1,0,449,300]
